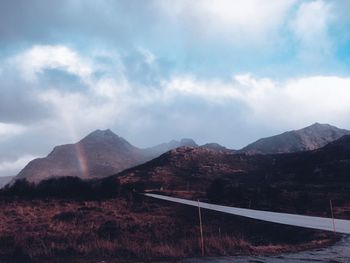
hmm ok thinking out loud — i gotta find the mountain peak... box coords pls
[298,123,349,136]
[80,129,125,145]
[305,122,331,129]
[240,123,350,155]
[86,129,117,138]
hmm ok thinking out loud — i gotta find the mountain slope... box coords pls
[115,133,350,189]
[239,123,350,154]
[116,146,267,191]
[15,130,198,183]
[111,135,350,212]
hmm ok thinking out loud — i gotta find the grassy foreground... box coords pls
[0,194,337,262]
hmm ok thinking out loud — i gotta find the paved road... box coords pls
[144,193,350,234]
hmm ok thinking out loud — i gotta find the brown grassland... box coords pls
[0,193,338,263]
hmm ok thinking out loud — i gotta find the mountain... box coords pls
[14,130,198,183]
[121,133,350,188]
[116,146,258,191]
[112,134,350,212]
[239,123,350,155]
[14,123,350,183]
[15,129,146,183]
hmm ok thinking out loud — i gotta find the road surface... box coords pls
[144,193,350,234]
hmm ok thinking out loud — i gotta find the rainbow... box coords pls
[74,142,90,179]
[60,112,90,179]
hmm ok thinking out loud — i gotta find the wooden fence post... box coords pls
[198,200,204,256]
[330,199,336,234]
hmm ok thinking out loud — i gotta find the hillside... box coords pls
[112,134,350,214]
[116,147,265,192]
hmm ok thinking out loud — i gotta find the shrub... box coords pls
[37,177,91,199]
[207,179,226,203]
[1,179,35,197]
[0,176,121,200]
[97,220,120,240]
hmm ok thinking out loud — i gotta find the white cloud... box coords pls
[154,0,297,44]
[2,43,350,171]
[0,123,26,139]
[37,89,119,140]
[5,44,350,133]
[290,0,334,62]
[163,74,350,128]
[3,45,152,145]
[238,75,350,128]
[163,75,241,103]
[8,44,350,142]
[291,0,331,43]
[11,45,93,82]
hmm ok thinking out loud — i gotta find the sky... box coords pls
[1,0,350,177]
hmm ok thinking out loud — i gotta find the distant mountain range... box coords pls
[12,123,350,183]
[114,133,350,197]
[239,123,350,154]
[15,130,200,183]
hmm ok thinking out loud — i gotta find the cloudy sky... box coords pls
[1,0,350,177]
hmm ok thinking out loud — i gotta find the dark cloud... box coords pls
[0,0,160,48]
[39,69,87,92]
[111,94,250,149]
[0,73,52,124]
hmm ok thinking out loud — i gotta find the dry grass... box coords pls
[0,197,337,262]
